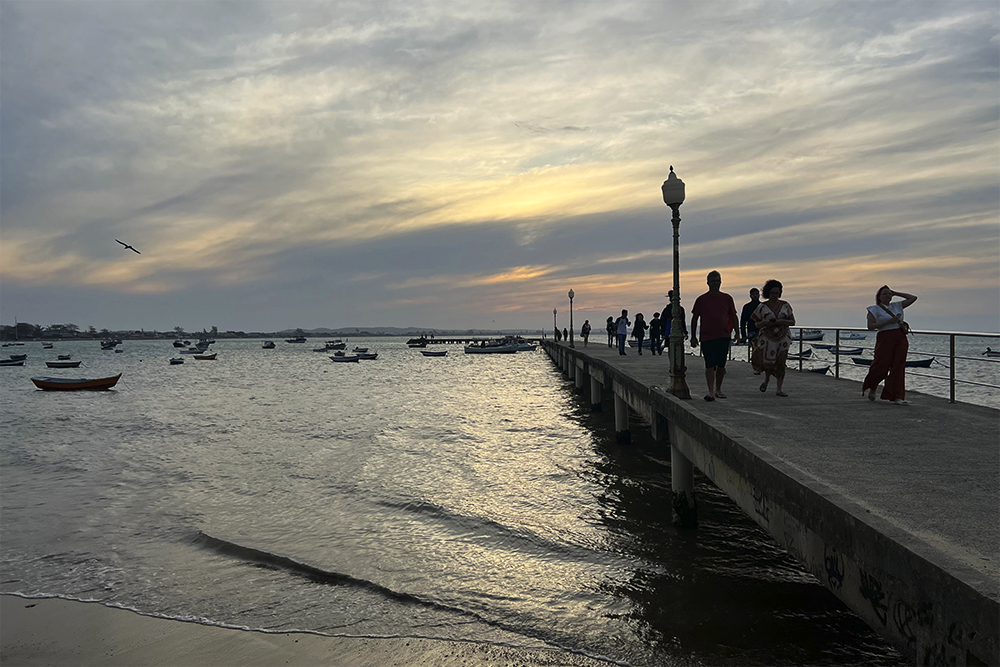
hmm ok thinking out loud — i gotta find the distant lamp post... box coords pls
[568,289,575,348]
[553,308,558,340]
[662,166,691,399]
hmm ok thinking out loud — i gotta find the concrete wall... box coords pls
[543,342,998,666]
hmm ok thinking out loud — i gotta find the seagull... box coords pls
[116,239,141,254]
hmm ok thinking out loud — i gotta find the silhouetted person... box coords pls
[615,310,630,355]
[581,320,591,346]
[606,317,615,348]
[632,313,648,355]
[649,312,663,355]
[751,280,794,397]
[690,271,741,401]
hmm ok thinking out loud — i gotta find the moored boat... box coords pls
[0,359,24,366]
[357,352,378,360]
[57,354,72,360]
[285,336,307,343]
[329,354,360,362]
[173,339,186,347]
[851,357,934,368]
[798,329,824,341]
[326,340,346,350]
[464,343,518,354]
[841,332,866,340]
[984,348,1000,358]
[9,354,27,361]
[180,348,202,354]
[262,341,276,349]
[169,358,184,365]
[45,360,82,368]
[42,343,54,349]
[407,341,427,348]
[352,347,369,353]
[420,350,448,357]
[193,353,217,360]
[31,374,122,391]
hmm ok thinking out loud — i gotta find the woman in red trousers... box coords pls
[862,286,918,405]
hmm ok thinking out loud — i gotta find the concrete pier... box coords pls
[543,340,999,666]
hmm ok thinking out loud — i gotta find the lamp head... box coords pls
[553,308,557,315]
[661,165,685,206]
[568,289,575,300]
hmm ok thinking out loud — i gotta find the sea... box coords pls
[0,334,995,666]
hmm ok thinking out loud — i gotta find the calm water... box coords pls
[3,336,963,666]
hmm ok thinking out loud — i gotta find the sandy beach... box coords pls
[0,595,612,667]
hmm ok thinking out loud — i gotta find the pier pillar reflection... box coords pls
[590,376,603,411]
[614,391,631,446]
[670,439,697,529]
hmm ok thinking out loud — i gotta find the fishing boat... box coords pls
[0,359,24,366]
[407,341,428,348]
[464,342,518,354]
[169,358,184,365]
[57,354,72,360]
[285,336,307,343]
[356,352,378,360]
[329,354,360,363]
[193,353,217,360]
[352,347,369,353]
[851,357,934,368]
[262,341,275,349]
[31,374,122,391]
[45,360,82,368]
[326,340,346,350]
[173,339,186,347]
[9,354,27,361]
[798,330,824,341]
[420,350,447,357]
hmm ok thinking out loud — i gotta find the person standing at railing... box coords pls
[862,286,918,405]
[751,280,794,397]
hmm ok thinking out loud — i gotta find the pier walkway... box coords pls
[542,340,998,666]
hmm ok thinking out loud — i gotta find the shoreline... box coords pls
[0,595,614,667]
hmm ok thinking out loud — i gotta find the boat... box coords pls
[798,330,824,341]
[352,347,368,353]
[180,347,202,354]
[193,353,217,360]
[407,341,428,348]
[329,355,360,362]
[516,343,538,351]
[173,339,186,348]
[31,374,122,391]
[851,357,934,368]
[357,352,378,360]
[786,349,813,360]
[0,359,24,366]
[806,366,830,374]
[169,358,184,365]
[262,341,275,349]
[464,342,518,354]
[42,343,53,349]
[326,340,346,350]
[285,336,307,343]
[811,345,863,355]
[45,360,82,368]
[9,354,27,361]
[57,354,72,360]
[100,339,121,349]
[313,346,332,352]
[420,350,448,357]
[984,348,1000,358]
[114,349,124,353]
[841,332,866,340]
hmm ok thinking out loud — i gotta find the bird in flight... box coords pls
[116,239,141,254]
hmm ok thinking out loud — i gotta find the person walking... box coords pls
[740,288,761,370]
[649,312,663,355]
[606,317,615,348]
[690,271,741,401]
[563,328,568,343]
[862,286,918,404]
[751,280,794,397]
[662,291,688,342]
[632,313,648,355]
[581,320,592,347]
[615,310,631,356]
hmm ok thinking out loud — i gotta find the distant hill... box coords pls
[276,327,542,336]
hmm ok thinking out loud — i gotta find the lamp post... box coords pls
[662,166,691,399]
[568,289,575,348]
[553,308,558,341]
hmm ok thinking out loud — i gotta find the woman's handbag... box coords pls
[880,304,911,334]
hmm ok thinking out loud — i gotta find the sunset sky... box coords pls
[2,1,997,333]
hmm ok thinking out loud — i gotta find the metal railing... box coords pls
[781,327,1000,404]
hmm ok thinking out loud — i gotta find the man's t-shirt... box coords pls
[692,291,737,341]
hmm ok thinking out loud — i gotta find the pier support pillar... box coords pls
[590,376,603,412]
[650,411,667,443]
[614,392,631,445]
[670,444,697,529]
[566,354,574,380]
[574,363,584,392]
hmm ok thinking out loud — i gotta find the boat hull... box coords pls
[329,355,360,362]
[193,353,217,360]
[851,357,933,368]
[464,345,518,354]
[420,350,448,357]
[31,374,122,391]
[45,361,82,368]
[0,359,24,366]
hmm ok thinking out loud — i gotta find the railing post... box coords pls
[950,334,956,404]
[798,329,804,371]
[835,329,841,379]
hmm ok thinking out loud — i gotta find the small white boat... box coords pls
[421,350,447,357]
[262,341,275,349]
[464,343,518,354]
[516,343,537,351]
[329,355,360,363]
[798,329,824,341]
[326,341,346,350]
[841,332,866,340]
[357,352,378,360]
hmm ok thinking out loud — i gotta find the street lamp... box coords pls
[553,308,558,341]
[568,289,575,348]
[662,166,691,399]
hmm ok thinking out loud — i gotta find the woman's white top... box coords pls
[868,301,904,332]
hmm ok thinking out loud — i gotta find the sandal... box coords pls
[714,392,727,399]
[776,391,788,397]
[703,395,715,402]
[759,382,767,393]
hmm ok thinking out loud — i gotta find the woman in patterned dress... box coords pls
[751,279,795,397]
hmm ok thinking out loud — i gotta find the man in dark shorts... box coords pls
[690,271,742,401]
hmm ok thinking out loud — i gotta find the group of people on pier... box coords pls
[572,272,918,404]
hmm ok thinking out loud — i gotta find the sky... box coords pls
[1,1,998,334]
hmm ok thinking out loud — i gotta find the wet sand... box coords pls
[1,595,613,667]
